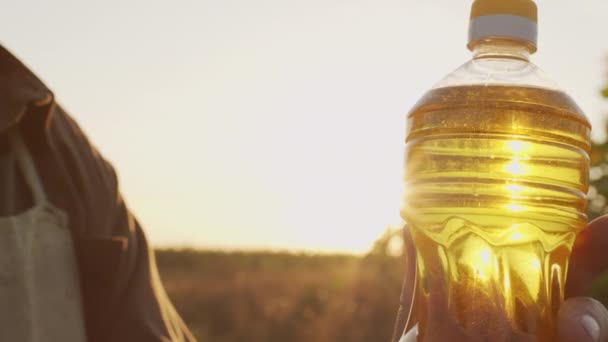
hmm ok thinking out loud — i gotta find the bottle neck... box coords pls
[472,39,532,62]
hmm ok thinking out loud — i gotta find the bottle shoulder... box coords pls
[434,58,558,90]
[410,58,590,127]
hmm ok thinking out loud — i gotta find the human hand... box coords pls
[394,217,608,342]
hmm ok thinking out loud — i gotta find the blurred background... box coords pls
[2,0,608,341]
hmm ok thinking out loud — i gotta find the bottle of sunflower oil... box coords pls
[401,0,591,341]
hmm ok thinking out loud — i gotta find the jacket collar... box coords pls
[0,45,53,133]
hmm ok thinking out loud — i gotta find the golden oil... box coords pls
[402,85,590,341]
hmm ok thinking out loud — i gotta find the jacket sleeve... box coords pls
[105,207,196,342]
[37,105,196,342]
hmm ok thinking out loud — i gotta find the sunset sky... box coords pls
[1,0,607,253]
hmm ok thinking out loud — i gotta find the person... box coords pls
[0,45,195,341]
[395,217,608,341]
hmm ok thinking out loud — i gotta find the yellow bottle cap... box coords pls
[471,0,537,22]
[468,0,538,53]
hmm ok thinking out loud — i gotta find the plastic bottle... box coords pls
[401,1,591,341]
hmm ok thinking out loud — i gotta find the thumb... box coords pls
[559,297,608,342]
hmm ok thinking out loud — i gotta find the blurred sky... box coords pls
[1,0,607,253]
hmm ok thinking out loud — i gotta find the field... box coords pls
[156,247,404,342]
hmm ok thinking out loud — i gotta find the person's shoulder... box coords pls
[0,45,53,134]
[0,44,106,167]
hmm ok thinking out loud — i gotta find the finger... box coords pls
[568,216,608,297]
[559,297,608,342]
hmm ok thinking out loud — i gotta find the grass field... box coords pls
[156,247,404,342]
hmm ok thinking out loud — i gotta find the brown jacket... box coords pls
[0,46,195,342]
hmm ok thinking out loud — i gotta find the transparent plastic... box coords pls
[402,39,591,341]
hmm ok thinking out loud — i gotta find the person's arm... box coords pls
[0,44,194,341]
[105,208,195,342]
[45,107,195,341]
